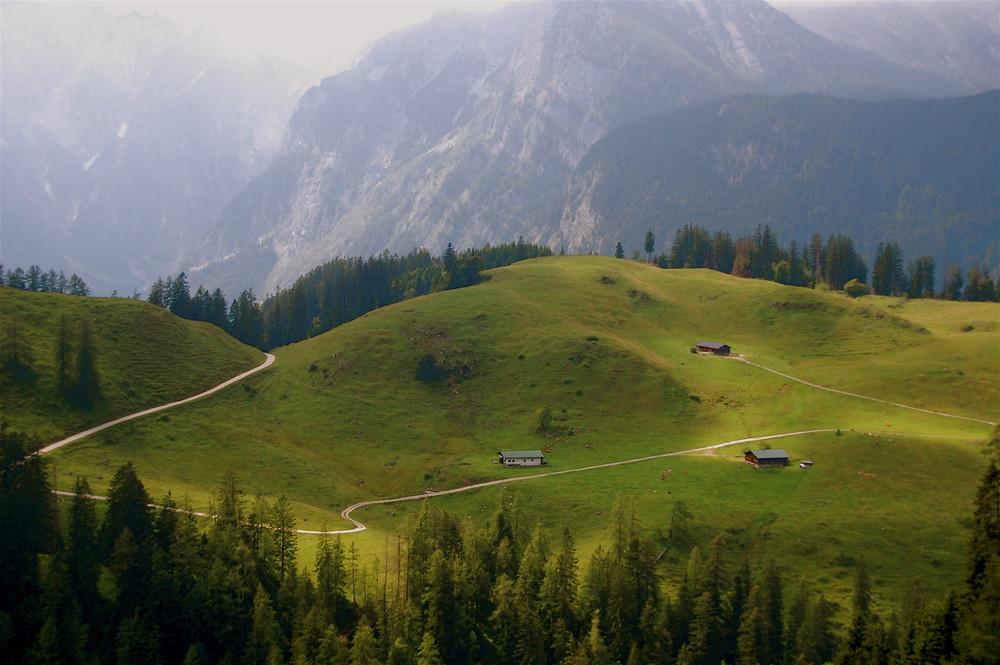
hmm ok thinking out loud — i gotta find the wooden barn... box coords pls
[745,449,790,468]
[696,341,731,355]
[498,450,545,467]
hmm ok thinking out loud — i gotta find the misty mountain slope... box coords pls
[558,91,999,269]
[0,2,306,293]
[773,0,999,95]
[191,0,962,295]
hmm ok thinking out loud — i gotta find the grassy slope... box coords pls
[0,287,264,443]
[44,257,998,609]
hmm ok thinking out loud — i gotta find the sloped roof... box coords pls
[696,341,728,349]
[749,449,789,459]
[499,450,545,458]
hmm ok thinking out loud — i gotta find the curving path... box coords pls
[44,352,995,535]
[271,354,999,533]
[38,353,276,455]
[54,429,841,535]
[728,356,998,427]
[316,428,839,534]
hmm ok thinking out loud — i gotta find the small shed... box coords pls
[696,341,731,355]
[745,449,790,468]
[498,450,545,467]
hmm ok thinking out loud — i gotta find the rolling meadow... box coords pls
[17,256,995,615]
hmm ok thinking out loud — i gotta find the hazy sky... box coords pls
[97,1,865,77]
[101,1,514,73]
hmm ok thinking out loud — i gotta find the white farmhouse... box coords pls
[498,450,545,467]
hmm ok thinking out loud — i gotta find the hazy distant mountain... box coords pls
[4,1,994,297]
[772,0,999,95]
[0,2,307,294]
[557,91,999,270]
[191,0,968,295]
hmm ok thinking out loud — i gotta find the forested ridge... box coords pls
[573,91,999,272]
[139,240,551,350]
[4,229,995,369]
[1,424,998,665]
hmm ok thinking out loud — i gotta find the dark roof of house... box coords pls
[748,449,790,459]
[696,341,729,349]
[499,450,545,459]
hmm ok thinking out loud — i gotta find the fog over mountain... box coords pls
[187,0,984,295]
[772,0,999,95]
[2,0,996,296]
[0,1,308,293]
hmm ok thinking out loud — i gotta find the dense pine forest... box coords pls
[1,424,997,665]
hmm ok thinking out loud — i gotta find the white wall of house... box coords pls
[503,457,543,466]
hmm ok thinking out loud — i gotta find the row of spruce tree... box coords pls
[2,421,997,665]
[615,225,999,301]
[1,265,92,297]
[140,240,551,351]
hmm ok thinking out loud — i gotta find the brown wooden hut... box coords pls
[745,449,790,468]
[695,341,731,355]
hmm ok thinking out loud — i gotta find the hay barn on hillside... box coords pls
[696,341,731,355]
[745,449,790,468]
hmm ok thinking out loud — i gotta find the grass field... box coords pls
[0,286,264,441]
[342,429,986,614]
[32,257,999,609]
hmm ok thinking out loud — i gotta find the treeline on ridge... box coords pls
[148,226,993,354]
[142,226,994,355]
[142,240,551,350]
[1,264,92,297]
[8,229,996,359]
[628,224,998,301]
[2,423,998,665]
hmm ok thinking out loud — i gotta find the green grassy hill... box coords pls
[41,257,998,610]
[0,286,264,442]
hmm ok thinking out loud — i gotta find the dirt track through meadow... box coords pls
[729,356,997,427]
[43,351,994,534]
[37,353,276,455]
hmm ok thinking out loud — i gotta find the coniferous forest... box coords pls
[2,422,998,665]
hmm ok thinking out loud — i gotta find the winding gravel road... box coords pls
[315,429,840,535]
[43,351,994,535]
[38,353,276,455]
[729,356,997,427]
[54,429,842,535]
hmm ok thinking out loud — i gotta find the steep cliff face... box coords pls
[0,2,306,293]
[193,0,962,294]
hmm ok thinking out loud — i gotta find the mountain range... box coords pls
[2,0,997,296]
[0,1,309,293]
[560,90,999,268]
